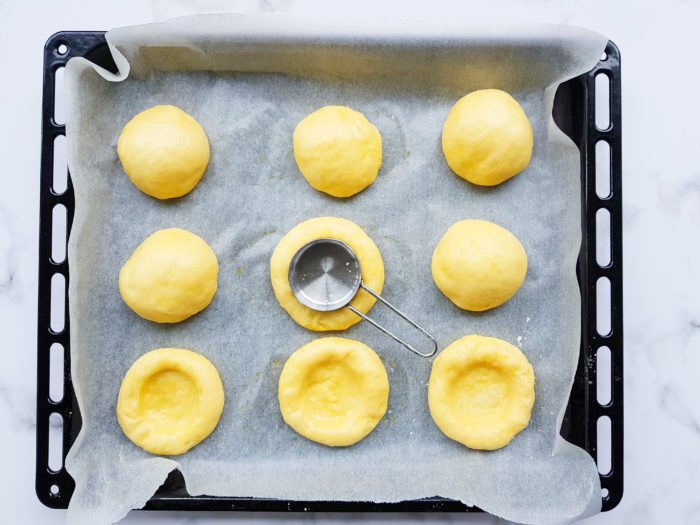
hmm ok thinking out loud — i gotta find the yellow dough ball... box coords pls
[441,89,533,186]
[278,337,389,446]
[270,217,384,331]
[432,220,527,311]
[117,105,210,199]
[293,106,382,198]
[428,335,535,450]
[117,348,224,455]
[119,228,218,323]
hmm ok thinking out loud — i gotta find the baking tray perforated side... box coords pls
[36,31,623,512]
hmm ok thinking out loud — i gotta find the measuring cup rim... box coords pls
[288,238,362,311]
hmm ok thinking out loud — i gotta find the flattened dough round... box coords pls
[278,337,389,446]
[117,105,210,199]
[293,106,382,197]
[119,228,218,323]
[432,220,527,311]
[270,217,384,331]
[442,89,533,186]
[428,335,535,450]
[117,348,225,455]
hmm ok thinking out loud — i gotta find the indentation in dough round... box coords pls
[278,337,389,446]
[428,335,535,450]
[441,89,533,186]
[117,348,225,455]
[117,105,210,199]
[293,106,382,198]
[431,219,527,311]
[119,228,218,323]
[270,217,384,331]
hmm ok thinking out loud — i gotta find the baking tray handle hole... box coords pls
[596,415,612,476]
[595,140,611,199]
[595,72,611,130]
[48,412,64,473]
[54,66,66,126]
[50,273,66,334]
[49,343,65,403]
[596,277,611,337]
[51,204,67,264]
[52,135,68,195]
[596,346,612,406]
[596,209,611,267]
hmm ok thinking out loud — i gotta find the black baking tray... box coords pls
[36,31,623,513]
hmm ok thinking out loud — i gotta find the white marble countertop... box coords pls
[1,0,698,523]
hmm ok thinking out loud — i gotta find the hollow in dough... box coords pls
[428,335,535,450]
[278,337,389,446]
[117,348,225,455]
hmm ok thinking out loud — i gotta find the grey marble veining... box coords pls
[1,0,699,523]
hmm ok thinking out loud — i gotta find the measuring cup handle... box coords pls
[346,283,438,358]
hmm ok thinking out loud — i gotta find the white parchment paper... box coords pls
[63,14,607,525]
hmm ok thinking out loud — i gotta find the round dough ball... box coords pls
[117,348,225,455]
[432,220,527,311]
[428,335,535,450]
[441,89,533,186]
[270,217,384,331]
[117,105,210,199]
[293,106,382,198]
[278,337,389,446]
[119,228,218,323]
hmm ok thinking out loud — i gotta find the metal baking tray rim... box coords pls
[36,30,623,513]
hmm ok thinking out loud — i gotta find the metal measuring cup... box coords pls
[288,238,438,358]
